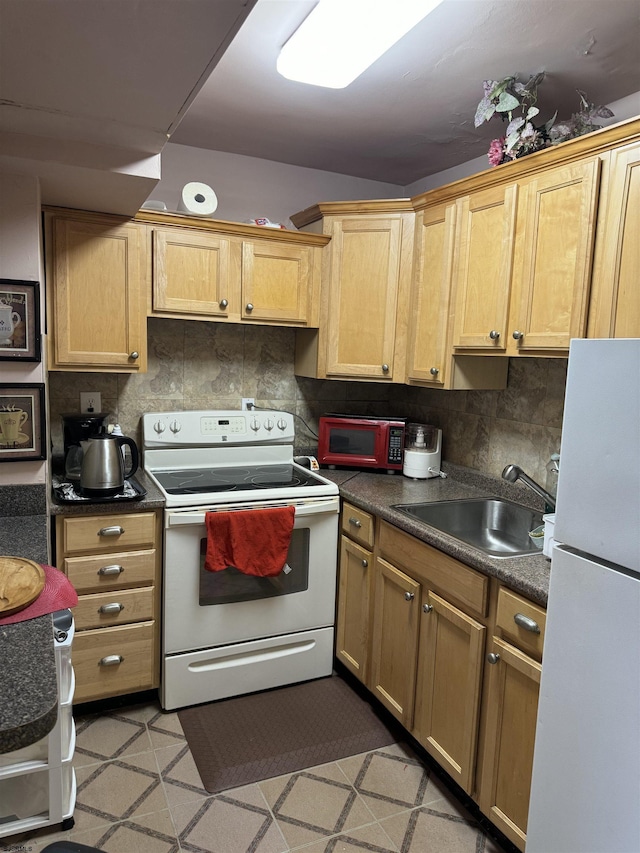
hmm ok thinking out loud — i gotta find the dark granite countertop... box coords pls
[321,463,550,606]
[0,483,58,754]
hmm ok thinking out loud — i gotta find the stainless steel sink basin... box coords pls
[391,498,544,558]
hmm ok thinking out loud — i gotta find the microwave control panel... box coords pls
[387,426,405,465]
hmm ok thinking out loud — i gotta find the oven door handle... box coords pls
[165,499,339,528]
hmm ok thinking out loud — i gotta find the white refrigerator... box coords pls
[527,338,640,853]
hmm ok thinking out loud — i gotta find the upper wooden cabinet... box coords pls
[408,116,640,362]
[44,209,148,372]
[292,201,415,382]
[152,227,234,318]
[143,212,327,327]
[588,139,640,338]
[406,199,508,390]
[450,158,600,356]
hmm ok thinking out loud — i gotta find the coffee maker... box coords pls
[62,413,110,482]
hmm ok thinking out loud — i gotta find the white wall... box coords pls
[0,170,47,486]
[151,144,404,227]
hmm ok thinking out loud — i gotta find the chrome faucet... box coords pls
[502,464,556,511]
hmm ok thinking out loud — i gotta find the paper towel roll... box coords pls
[177,182,218,217]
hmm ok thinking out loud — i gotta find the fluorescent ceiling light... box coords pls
[277,0,445,89]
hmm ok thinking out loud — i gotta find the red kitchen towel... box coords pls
[204,506,296,577]
[0,563,78,626]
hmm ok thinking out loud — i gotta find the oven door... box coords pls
[163,496,339,655]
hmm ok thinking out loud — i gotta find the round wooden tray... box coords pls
[0,556,46,616]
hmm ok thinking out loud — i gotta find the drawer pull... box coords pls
[348,517,362,528]
[99,655,124,667]
[99,603,125,614]
[514,612,541,634]
[99,526,124,537]
[98,564,124,576]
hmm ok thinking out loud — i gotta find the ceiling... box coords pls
[0,0,638,215]
[172,0,640,185]
[0,0,257,213]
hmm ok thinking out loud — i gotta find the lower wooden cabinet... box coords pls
[476,587,546,849]
[370,557,420,728]
[54,509,162,704]
[335,535,373,682]
[413,590,485,794]
[336,506,546,852]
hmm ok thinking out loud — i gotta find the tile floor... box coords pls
[2,698,511,853]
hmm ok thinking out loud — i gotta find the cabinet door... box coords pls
[510,158,601,351]
[478,637,542,851]
[413,591,485,794]
[152,227,234,317]
[370,557,420,727]
[335,535,372,683]
[588,141,640,338]
[325,217,403,379]
[406,204,456,386]
[452,184,518,351]
[51,217,147,370]
[241,241,315,325]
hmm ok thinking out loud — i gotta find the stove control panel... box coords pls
[142,410,296,447]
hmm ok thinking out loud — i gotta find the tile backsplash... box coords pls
[48,319,565,484]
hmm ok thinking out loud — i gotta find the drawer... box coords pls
[73,587,154,630]
[72,621,156,703]
[63,549,156,593]
[378,520,488,618]
[61,512,156,555]
[495,586,546,660]
[341,502,375,548]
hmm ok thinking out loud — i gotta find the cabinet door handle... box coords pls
[423,604,433,613]
[245,303,254,312]
[129,351,140,360]
[429,367,439,376]
[348,517,362,528]
[99,603,125,614]
[361,559,368,568]
[99,526,124,537]
[512,330,524,340]
[489,329,500,340]
[514,612,540,634]
[404,591,415,601]
[98,564,124,576]
[487,652,501,664]
[100,655,124,667]
[219,298,228,309]
[381,363,390,373]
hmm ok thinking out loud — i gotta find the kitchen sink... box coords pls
[391,497,544,558]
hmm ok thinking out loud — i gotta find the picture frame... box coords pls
[0,279,41,362]
[0,384,46,462]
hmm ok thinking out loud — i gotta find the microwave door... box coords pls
[327,425,383,465]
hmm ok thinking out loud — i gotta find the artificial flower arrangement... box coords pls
[475,72,614,166]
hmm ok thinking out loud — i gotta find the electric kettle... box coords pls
[80,433,139,497]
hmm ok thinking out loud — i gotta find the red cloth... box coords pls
[204,506,296,577]
[0,563,78,626]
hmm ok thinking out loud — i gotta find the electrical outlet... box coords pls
[241,398,255,411]
[80,392,101,413]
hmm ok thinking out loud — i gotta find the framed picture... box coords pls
[0,384,46,462]
[0,279,41,362]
